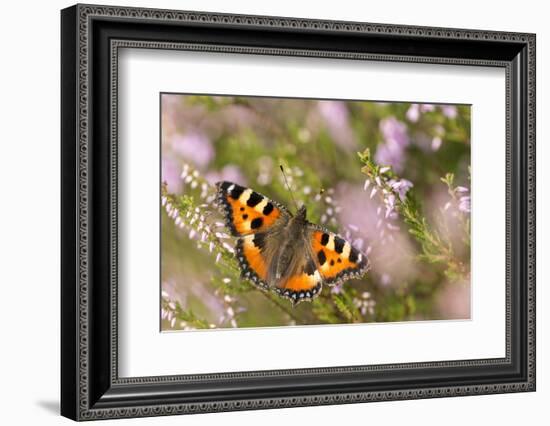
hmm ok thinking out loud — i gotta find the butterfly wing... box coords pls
[273,246,323,304]
[216,182,369,300]
[216,181,290,236]
[275,256,323,303]
[216,181,290,290]
[276,223,369,304]
[307,223,370,286]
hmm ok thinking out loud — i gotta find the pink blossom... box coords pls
[318,100,357,151]
[441,105,458,119]
[406,104,420,122]
[171,131,214,168]
[458,195,471,213]
[375,117,410,173]
[205,164,247,186]
[431,136,442,151]
[375,143,406,172]
[161,158,182,193]
[389,179,414,201]
[420,104,435,112]
[331,283,344,294]
[380,117,409,148]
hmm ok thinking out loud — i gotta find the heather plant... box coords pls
[160,95,471,330]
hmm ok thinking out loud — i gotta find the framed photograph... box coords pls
[61,4,536,421]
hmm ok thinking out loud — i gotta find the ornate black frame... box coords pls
[61,3,536,421]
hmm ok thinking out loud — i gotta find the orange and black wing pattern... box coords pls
[235,233,271,290]
[274,256,323,304]
[216,182,289,290]
[215,181,289,236]
[308,224,370,286]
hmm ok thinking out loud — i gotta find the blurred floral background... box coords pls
[160,94,471,331]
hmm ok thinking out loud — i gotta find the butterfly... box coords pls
[215,181,370,304]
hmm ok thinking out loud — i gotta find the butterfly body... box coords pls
[216,181,369,304]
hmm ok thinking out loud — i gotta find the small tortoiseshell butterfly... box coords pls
[215,181,370,304]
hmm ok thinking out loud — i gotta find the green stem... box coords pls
[358,149,468,280]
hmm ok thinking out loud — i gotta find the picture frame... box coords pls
[61,3,536,421]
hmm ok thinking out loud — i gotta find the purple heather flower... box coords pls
[380,117,409,148]
[205,164,247,186]
[363,179,371,191]
[420,104,435,113]
[161,157,182,193]
[374,144,406,173]
[223,104,256,129]
[354,292,376,316]
[171,131,214,169]
[370,187,378,199]
[431,136,442,151]
[389,178,414,202]
[458,195,471,213]
[406,104,420,122]
[318,100,357,151]
[375,117,410,173]
[353,238,364,250]
[384,193,396,218]
[441,105,458,119]
[331,283,344,294]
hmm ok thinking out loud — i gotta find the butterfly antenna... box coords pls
[279,165,300,211]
